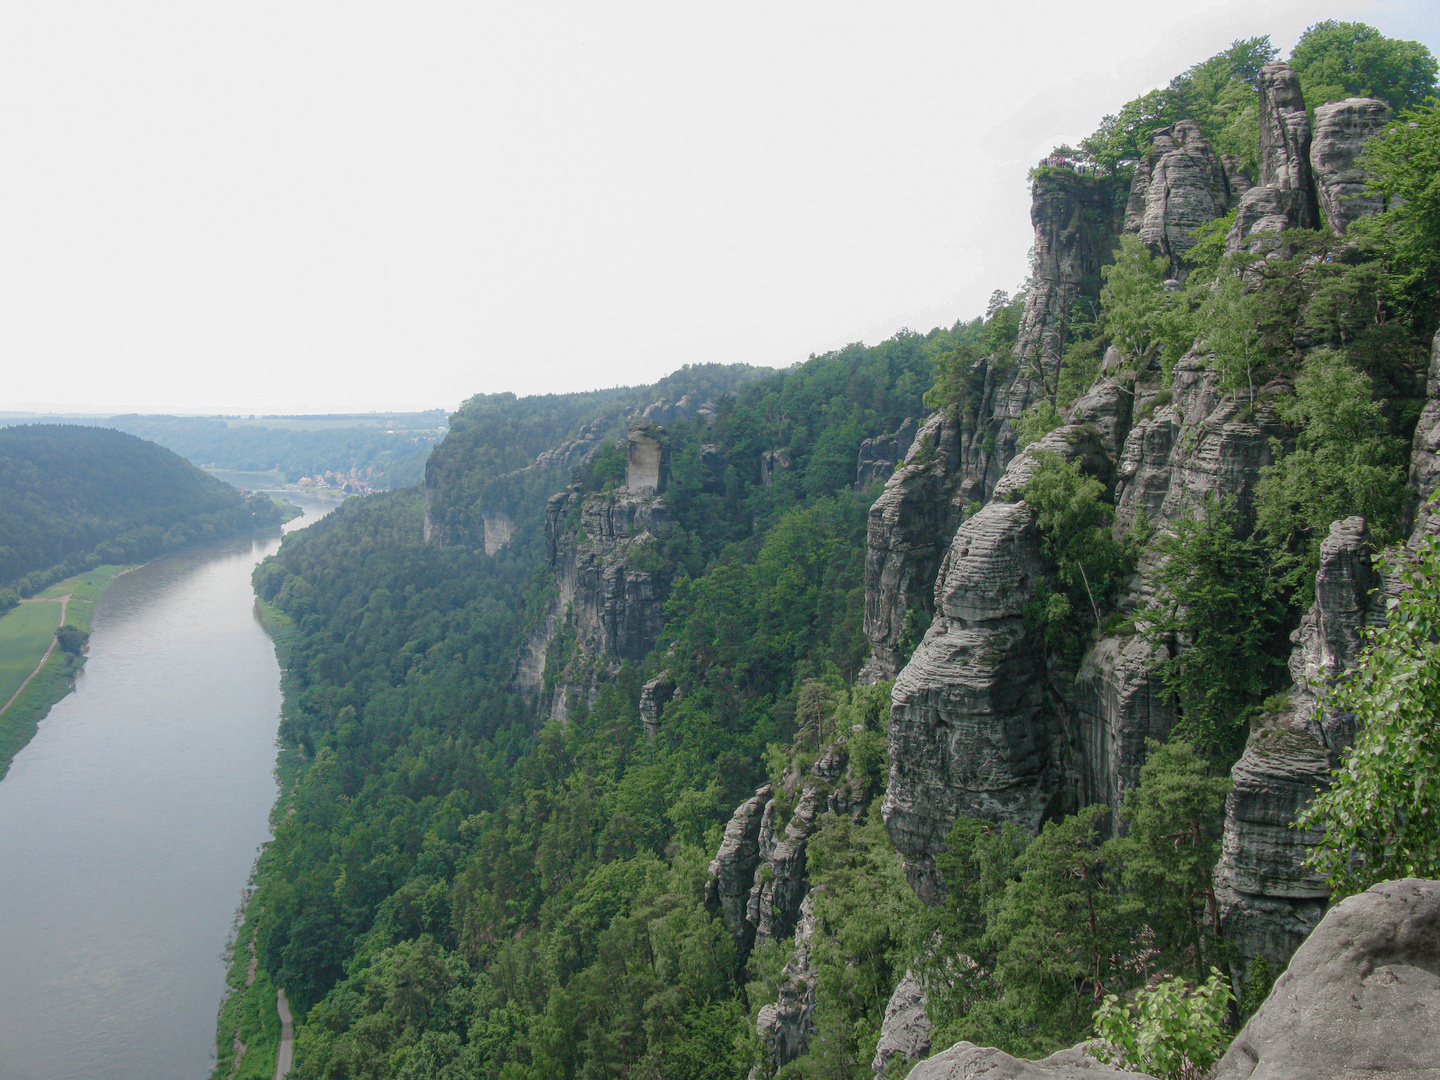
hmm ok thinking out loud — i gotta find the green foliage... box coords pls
[1079,38,1278,175]
[1289,21,1439,115]
[1255,349,1409,586]
[1354,101,1440,337]
[1144,498,1286,765]
[1298,533,1440,899]
[1013,402,1063,449]
[1109,742,1232,979]
[54,623,89,655]
[0,424,290,592]
[921,742,1230,1059]
[1098,237,1193,374]
[1024,451,1133,644]
[1092,968,1232,1080]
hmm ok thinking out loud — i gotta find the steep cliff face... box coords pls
[1410,330,1440,541]
[1124,120,1234,276]
[859,172,1122,684]
[962,170,1123,500]
[860,411,967,683]
[1310,97,1392,235]
[1228,61,1320,253]
[1214,517,1382,989]
[512,485,670,716]
[882,427,1111,900]
[856,417,920,489]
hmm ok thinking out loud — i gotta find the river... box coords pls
[0,491,342,1080]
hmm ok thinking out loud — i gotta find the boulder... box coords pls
[1310,97,1391,235]
[870,971,931,1075]
[908,1041,1155,1080]
[1213,878,1440,1080]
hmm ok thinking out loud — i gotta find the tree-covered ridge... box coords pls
[0,424,291,595]
[226,22,1440,1080]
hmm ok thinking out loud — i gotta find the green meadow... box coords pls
[0,565,133,777]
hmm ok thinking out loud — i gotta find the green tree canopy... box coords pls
[1290,21,1439,113]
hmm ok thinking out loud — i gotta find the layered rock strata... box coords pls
[753,891,821,1076]
[1228,62,1320,253]
[511,487,669,715]
[860,412,968,682]
[856,417,920,489]
[1124,120,1233,276]
[883,427,1111,899]
[1310,97,1391,235]
[1214,517,1382,986]
[1214,878,1440,1080]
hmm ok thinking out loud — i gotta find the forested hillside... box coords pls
[0,425,292,598]
[223,22,1440,1080]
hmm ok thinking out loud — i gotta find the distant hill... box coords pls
[0,425,291,595]
[0,410,451,492]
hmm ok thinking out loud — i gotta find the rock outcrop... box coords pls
[754,891,821,1075]
[1227,62,1320,253]
[511,487,670,715]
[1214,517,1382,987]
[908,1042,1155,1080]
[1112,355,1287,536]
[857,417,920,489]
[1310,97,1391,236]
[706,785,771,954]
[870,970,931,1076]
[1213,878,1440,1080]
[1124,120,1233,276]
[638,670,676,741]
[1409,329,1440,542]
[883,427,1113,899]
[861,412,968,682]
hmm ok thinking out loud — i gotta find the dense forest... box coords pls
[0,425,293,601]
[222,22,1440,1080]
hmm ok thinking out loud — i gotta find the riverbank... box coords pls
[0,564,134,779]
[212,595,309,1080]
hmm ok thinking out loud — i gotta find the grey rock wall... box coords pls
[1228,62,1320,253]
[870,971,931,1076]
[1310,97,1391,235]
[1124,120,1233,276]
[1214,878,1440,1080]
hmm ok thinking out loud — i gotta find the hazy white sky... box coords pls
[2,0,1436,415]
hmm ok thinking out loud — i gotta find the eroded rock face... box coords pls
[511,488,669,712]
[909,1042,1155,1080]
[638,670,676,741]
[706,785,771,954]
[1124,120,1232,275]
[883,459,1062,901]
[1073,634,1174,821]
[870,971,930,1076]
[1227,62,1319,253]
[1213,878,1440,1080]
[754,891,822,1075]
[857,417,920,489]
[1113,356,1287,536]
[861,412,968,682]
[1215,517,1381,986]
[1310,97,1391,235]
[1410,329,1440,542]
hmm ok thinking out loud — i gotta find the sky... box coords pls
[2,0,1437,416]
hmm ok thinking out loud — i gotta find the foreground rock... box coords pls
[1214,878,1440,1080]
[909,1042,1155,1080]
[870,971,930,1076]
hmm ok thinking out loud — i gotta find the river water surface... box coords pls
[0,492,341,1080]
